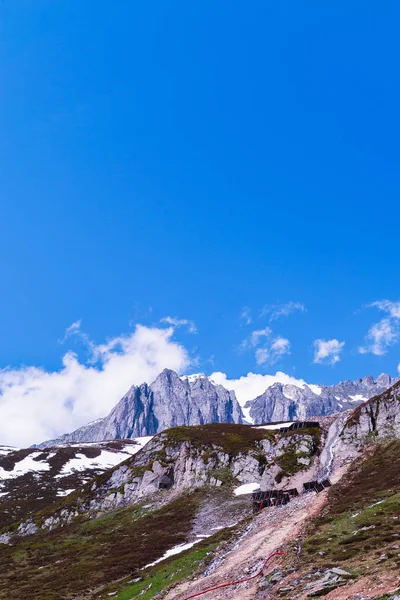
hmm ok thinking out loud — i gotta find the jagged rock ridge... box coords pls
[38,371,396,447]
[38,369,242,447]
[244,373,398,424]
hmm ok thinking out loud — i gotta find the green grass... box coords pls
[295,441,400,572]
[303,492,400,564]
[274,427,320,477]
[96,521,237,600]
[0,492,204,599]
[164,423,277,455]
[375,591,400,600]
[101,544,215,600]
[0,487,246,600]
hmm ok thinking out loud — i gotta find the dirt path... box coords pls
[164,492,327,600]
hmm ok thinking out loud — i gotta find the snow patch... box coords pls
[0,454,50,480]
[349,394,367,403]
[180,373,207,384]
[253,422,294,431]
[68,437,153,454]
[57,489,75,497]
[0,446,18,455]
[234,482,260,496]
[308,385,322,396]
[144,536,210,568]
[129,436,153,453]
[55,450,132,478]
[53,439,153,479]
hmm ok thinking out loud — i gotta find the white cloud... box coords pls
[313,339,345,365]
[0,323,191,447]
[160,317,197,333]
[240,307,252,325]
[262,301,306,322]
[249,327,272,347]
[359,318,399,356]
[369,300,400,319]
[255,337,291,365]
[63,319,82,338]
[359,300,400,355]
[210,371,308,405]
[242,328,290,365]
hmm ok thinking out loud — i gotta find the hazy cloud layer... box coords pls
[261,301,306,322]
[240,307,252,325]
[160,316,197,333]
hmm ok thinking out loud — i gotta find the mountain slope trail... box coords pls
[165,492,327,600]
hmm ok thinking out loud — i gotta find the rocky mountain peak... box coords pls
[37,370,397,448]
[376,372,392,387]
[38,369,242,447]
[156,368,180,384]
[244,372,397,425]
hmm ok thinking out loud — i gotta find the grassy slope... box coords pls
[292,441,400,576]
[95,527,236,600]
[0,423,322,599]
[0,486,248,600]
[0,492,202,600]
[0,442,139,530]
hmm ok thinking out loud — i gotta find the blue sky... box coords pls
[0,1,400,443]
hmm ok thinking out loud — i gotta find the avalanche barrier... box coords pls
[252,479,331,513]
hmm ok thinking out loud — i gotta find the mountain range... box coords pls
[4,377,400,599]
[38,369,397,447]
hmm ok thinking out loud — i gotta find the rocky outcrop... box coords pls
[14,423,322,538]
[37,371,397,447]
[342,380,400,447]
[96,427,320,510]
[308,381,400,485]
[244,374,397,425]
[244,383,337,423]
[38,370,243,446]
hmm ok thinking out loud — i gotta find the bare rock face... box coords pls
[95,429,319,511]
[244,374,398,425]
[313,381,400,485]
[37,371,397,448]
[38,370,243,446]
[245,383,336,423]
[342,380,400,447]
[15,423,323,537]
